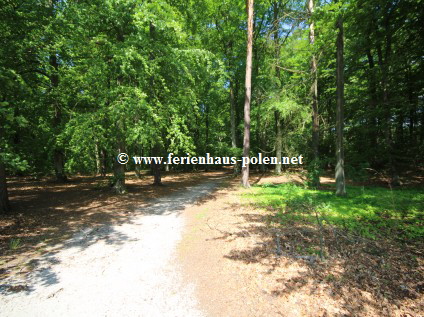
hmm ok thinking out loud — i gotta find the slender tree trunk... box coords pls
[148,16,162,185]
[241,0,254,188]
[0,162,10,214]
[100,149,107,176]
[335,15,346,196]
[151,144,162,186]
[205,103,210,171]
[50,54,67,182]
[95,142,101,175]
[273,1,282,175]
[227,40,237,149]
[308,0,320,185]
[233,78,241,175]
[275,112,282,174]
[366,48,378,152]
[230,81,237,148]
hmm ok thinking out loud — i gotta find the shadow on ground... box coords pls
[215,180,423,316]
[0,171,228,295]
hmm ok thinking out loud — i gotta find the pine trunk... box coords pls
[335,15,346,196]
[273,1,282,175]
[309,0,320,186]
[50,53,67,182]
[242,0,254,188]
[230,81,237,148]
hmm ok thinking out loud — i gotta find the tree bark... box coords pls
[95,142,101,175]
[335,15,346,196]
[113,136,126,194]
[241,0,254,188]
[0,162,10,214]
[148,10,163,185]
[275,112,282,174]
[205,102,210,171]
[230,81,237,148]
[151,144,162,186]
[273,1,282,175]
[308,0,320,185]
[50,54,67,182]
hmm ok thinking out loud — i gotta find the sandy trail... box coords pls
[1,178,223,317]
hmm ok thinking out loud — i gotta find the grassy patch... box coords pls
[244,183,424,240]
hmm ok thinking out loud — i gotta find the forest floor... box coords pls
[0,170,423,316]
[179,171,423,317]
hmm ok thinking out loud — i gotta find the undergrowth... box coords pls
[244,183,424,240]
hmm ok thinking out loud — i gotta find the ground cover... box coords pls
[180,172,423,316]
[247,183,424,241]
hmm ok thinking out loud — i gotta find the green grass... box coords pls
[244,183,424,240]
[9,238,22,250]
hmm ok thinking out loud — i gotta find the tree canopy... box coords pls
[1,0,423,211]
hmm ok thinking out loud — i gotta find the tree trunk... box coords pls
[366,48,378,153]
[151,144,162,186]
[0,162,10,214]
[308,0,320,185]
[50,54,67,182]
[335,15,346,196]
[241,0,254,188]
[113,138,126,194]
[147,9,163,185]
[100,149,107,176]
[95,142,101,175]
[273,1,282,175]
[230,81,237,148]
[275,112,282,174]
[205,102,210,171]
[53,149,67,182]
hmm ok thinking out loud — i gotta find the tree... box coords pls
[242,0,254,188]
[335,10,346,196]
[308,0,320,186]
[273,1,282,175]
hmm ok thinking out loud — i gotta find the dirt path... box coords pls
[1,177,225,317]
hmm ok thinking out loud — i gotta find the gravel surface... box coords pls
[1,179,222,317]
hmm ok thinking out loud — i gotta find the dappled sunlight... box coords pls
[247,183,423,239]
[0,171,229,295]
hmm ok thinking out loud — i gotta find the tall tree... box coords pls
[308,0,320,186]
[335,10,346,196]
[273,1,283,175]
[242,0,254,188]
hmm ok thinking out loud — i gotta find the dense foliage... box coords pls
[1,0,423,210]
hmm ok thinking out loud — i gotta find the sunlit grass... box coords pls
[243,183,424,240]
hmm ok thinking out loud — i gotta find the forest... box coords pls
[1,0,423,204]
[0,0,423,315]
